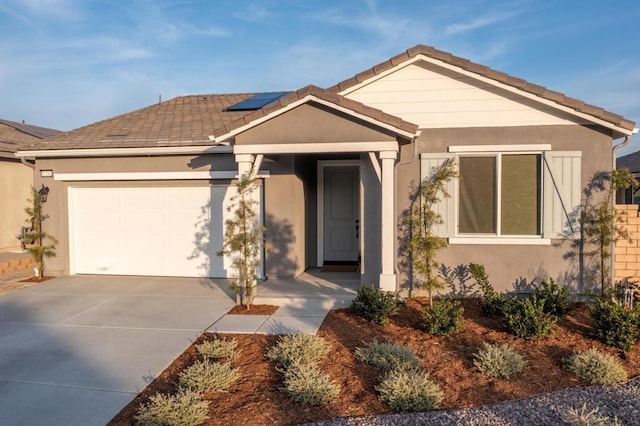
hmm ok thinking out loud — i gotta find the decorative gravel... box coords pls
[306,376,640,425]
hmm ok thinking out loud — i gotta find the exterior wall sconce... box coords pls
[38,185,49,203]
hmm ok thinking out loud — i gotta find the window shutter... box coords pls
[420,153,456,238]
[542,151,581,238]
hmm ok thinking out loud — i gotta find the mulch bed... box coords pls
[227,304,280,315]
[19,276,54,283]
[108,298,640,425]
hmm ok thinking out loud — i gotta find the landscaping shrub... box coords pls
[533,277,572,316]
[350,284,400,326]
[178,359,239,393]
[422,297,464,336]
[267,334,331,369]
[280,363,340,405]
[503,295,556,338]
[559,403,621,426]
[376,367,444,412]
[135,390,209,426]
[589,294,639,351]
[562,348,628,385]
[355,340,419,370]
[468,263,509,318]
[196,336,239,360]
[472,343,527,379]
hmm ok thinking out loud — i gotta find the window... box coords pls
[421,147,581,245]
[458,154,541,236]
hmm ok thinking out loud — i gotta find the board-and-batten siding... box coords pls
[344,63,586,129]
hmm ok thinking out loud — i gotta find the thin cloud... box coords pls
[17,0,84,21]
[445,9,525,35]
[235,3,273,23]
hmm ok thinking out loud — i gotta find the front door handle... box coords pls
[355,220,359,239]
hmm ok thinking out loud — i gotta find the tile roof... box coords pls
[20,44,636,153]
[0,119,61,158]
[327,44,637,133]
[36,93,256,151]
[617,150,640,173]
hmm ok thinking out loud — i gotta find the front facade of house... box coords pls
[17,45,637,293]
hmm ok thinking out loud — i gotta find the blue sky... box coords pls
[1,0,639,154]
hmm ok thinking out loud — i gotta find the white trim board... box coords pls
[447,144,551,153]
[54,171,270,181]
[234,141,399,155]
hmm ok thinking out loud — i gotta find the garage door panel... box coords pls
[68,186,249,278]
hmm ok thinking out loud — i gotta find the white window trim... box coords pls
[451,148,547,245]
[448,144,551,153]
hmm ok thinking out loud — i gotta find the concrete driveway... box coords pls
[0,275,235,426]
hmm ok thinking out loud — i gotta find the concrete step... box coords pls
[254,294,355,310]
[0,252,34,275]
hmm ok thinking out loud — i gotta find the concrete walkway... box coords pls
[0,274,355,425]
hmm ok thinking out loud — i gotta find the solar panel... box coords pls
[226,92,291,111]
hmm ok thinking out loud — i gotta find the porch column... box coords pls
[379,150,397,292]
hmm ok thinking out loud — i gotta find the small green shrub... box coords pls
[560,403,621,426]
[503,295,556,338]
[196,337,239,360]
[376,367,444,412]
[589,295,639,351]
[135,390,209,426]
[178,360,239,393]
[355,340,419,370]
[533,278,572,316]
[468,263,509,318]
[562,348,628,385]
[350,284,400,326]
[280,363,340,405]
[472,343,527,379]
[422,297,464,336]
[267,334,331,369]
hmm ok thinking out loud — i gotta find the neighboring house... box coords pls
[616,150,640,204]
[0,119,60,251]
[16,45,638,293]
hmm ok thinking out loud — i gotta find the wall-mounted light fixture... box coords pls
[38,185,49,203]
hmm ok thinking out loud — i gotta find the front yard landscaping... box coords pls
[108,297,640,425]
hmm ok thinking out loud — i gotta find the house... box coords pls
[616,150,640,204]
[0,119,60,251]
[15,45,638,294]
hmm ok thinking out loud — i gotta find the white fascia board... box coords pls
[234,141,399,155]
[339,54,634,136]
[211,95,417,143]
[449,237,551,245]
[447,144,551,153]
[16,145,233,159]
[54,170,270,181]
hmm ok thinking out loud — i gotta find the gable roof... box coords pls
[210,85,419,142]
[617,150,640,174]
[328,45,637,135]
[17,44,637,156]
[0,119,61,158]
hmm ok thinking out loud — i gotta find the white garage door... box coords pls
[68,186,241,277]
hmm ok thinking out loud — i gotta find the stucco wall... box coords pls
[395,125,614,294]
[0,159,32,250]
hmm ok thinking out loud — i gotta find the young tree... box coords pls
[24,186,57,278]
[582,168,636,294]
[217,169,265,309]
[404,159,457,306]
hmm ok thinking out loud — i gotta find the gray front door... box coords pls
[323,166,360,263]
